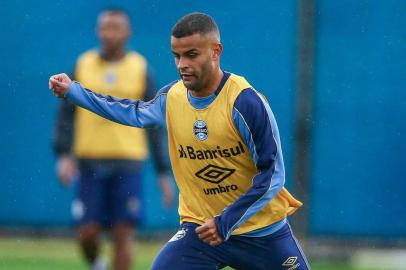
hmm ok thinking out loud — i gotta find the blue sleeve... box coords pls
[66,81,175,128]
[214,88,285,240]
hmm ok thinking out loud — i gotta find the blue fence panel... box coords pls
[311,0,406,237]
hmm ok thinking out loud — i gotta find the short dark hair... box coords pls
[100,7,130,19]
[171,12,219,38]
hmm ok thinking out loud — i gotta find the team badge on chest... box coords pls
[105,69,117,87]
[193,119,208,141]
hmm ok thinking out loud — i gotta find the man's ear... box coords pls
[212,43,223,61]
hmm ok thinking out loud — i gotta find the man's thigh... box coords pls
[151,223,227,270]
[73,164,107,225]
[226,223,310,270]
[109,169,143,226]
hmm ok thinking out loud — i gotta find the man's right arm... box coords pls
[65,81,168,128]
[53,97,78,187]
[53,99,75,156]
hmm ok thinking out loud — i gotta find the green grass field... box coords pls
[0,237,379,270]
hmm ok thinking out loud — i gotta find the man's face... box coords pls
[171,33,220,92]
[97,13,130,53]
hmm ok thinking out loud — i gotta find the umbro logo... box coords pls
[195,164,235,184]
[282,256,300,270]
[195,165,238,195]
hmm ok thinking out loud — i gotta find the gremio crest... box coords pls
[193,119,208,141]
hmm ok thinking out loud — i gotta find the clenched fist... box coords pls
[195,218,223,246]
[49,73,72,98]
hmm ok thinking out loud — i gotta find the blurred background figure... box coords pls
[53,8,174,270]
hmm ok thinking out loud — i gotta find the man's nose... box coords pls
[177,56,189,70]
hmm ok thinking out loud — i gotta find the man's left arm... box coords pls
[197,88,285,244]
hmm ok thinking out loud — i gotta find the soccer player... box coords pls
[52,8,174,270]
[50,12,310,270]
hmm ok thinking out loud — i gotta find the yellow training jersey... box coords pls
[166,74,302,236]
[74,50,148,160]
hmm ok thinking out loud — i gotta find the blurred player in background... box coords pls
[53,8,174,270]
[50,12,309,270]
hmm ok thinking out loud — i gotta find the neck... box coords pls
[101,48,126,62]
[190,68,223,98]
